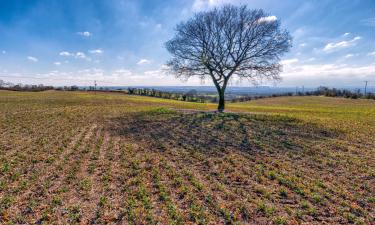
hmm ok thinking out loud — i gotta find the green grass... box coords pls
[0,90,374,224]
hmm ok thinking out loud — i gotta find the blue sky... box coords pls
[0,0,375,87]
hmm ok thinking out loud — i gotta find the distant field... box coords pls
[0,90,374,224]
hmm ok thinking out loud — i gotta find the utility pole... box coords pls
[94,80,97,95]
[364,81,368,96]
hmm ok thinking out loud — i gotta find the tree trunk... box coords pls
[212,74,228,113]
[218,90,225,113]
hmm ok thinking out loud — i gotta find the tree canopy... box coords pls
[165,5,292,111]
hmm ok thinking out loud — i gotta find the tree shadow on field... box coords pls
[107,108,339,156]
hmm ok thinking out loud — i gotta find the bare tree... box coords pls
[165,5,292,112]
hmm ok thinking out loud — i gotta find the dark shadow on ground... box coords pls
[106,108,339,156]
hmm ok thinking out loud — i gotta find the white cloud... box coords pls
[192,0,207,10]
[344,54,354,58]
[76,52,91,61]
[257,16,278,24]
[137,59,151,65]
[343,32,350,36]
[282,63,375,79]
[59,51,91,61]
[279,62,375,86]
[59,51,72,56]
[89,49,103,54]
[25,65,186,86]
[307,57,316,62]
[192,0,224,11]
[281,58,299,65]
[112,69,132,77]
[299,43,306,47]
[54,62,61,66]
[76,52,86,58]
[161,64,170,70]
[27,56,38,62]
[323,36,361,52]
[26,68,164,86]
[368,51,375,56]
[1,50,5,54]
[77,31,91,37]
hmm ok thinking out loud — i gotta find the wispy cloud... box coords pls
[76,52,89,60]
[54,62,61,66]
[59,51,72,56]
[77,31,91,37]
[343,32,350,36]
[1,50,5,54]
[137,59,151,65]
[192,0,232,11]
[281,58,299,65]
[307,57,316,62]
[27,56,38,62]
[282,62,375,85]
[112,69,132,77]
[368,51,375,56]
[59,51,91,61]
[8,66,183,86]
[323,36,361,52]
[360,17,375,27]
[89,49,103,54]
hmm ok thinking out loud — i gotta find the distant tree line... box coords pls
[0,79,87,92]
[231,86,375,102]
[127,86,374,104]
[55,86,80,91]
[230,94,291,102]
[127,88,218,103]
[309,86,375,99]
[0,79,54,92]
[1,79,374,101]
